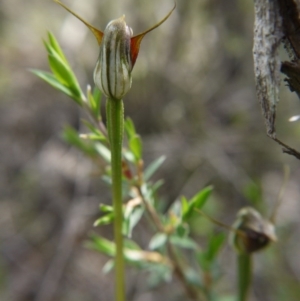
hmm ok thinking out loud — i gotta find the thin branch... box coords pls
[253,0,300,160]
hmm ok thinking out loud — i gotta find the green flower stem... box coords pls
[106,98,126,301]
[237,253,252,301]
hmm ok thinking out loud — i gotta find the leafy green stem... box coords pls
[107,98,126,301]
[237,253,252,301]
[134,185,202,300]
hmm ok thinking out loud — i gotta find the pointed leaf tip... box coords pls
[54,0,104,44]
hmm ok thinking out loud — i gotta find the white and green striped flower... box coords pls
[94,16,133,100]
[55,0,175,100]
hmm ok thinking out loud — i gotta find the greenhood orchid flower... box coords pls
[54,0,175,100]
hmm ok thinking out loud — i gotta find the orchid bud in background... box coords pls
[54,0,176,100]
[230,167,288,254]
[230,207,277,254]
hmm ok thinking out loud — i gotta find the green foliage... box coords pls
[125,117,143,162]
[169,235,199,250]
[149,233,168,250]
[182,186,213,221]
[144,155,166,181]
[81,120,106,141]
[87,85,102,120]
[62,126,98,157]
[197,233,226,271]
[31,32,84,105]
[123,201,144,237]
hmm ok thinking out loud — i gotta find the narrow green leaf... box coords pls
[87,85,97,113]
[123,239,141,250]
[94,142,111,162]
[124,117,136,139]
[44,33,84,104]
[93,86,102,118]
[88,235,115,257]
[190,186,213,209]
[197,232,226,271]
[99,204,113,213]
[128,207,145,237]
[144,156,166,181]
[80,133,105,141]
[183,186,213,221]
[206,232,226,262]
[31,70,73,98]
[62,126,97,156]
[94,213,114,226]
[123,206,144,237]
[82,119,107,142]
[197,252,209,271]
[87,85,102,120]
[44,39,83,103]
[48,52,71,84]
[47,32,68,63]
[43,39,56,57]
[151,179,164,194]
[129,135,142,161]
[181,196,189,217]
[149,233,167,250]
[48,52,82,102]
[140,183,155,205]
[88,235,151,266]
[169,235,199,250]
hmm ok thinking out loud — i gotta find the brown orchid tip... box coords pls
[54,0,104,44]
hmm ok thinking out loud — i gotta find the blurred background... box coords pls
[1,0,300,300]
